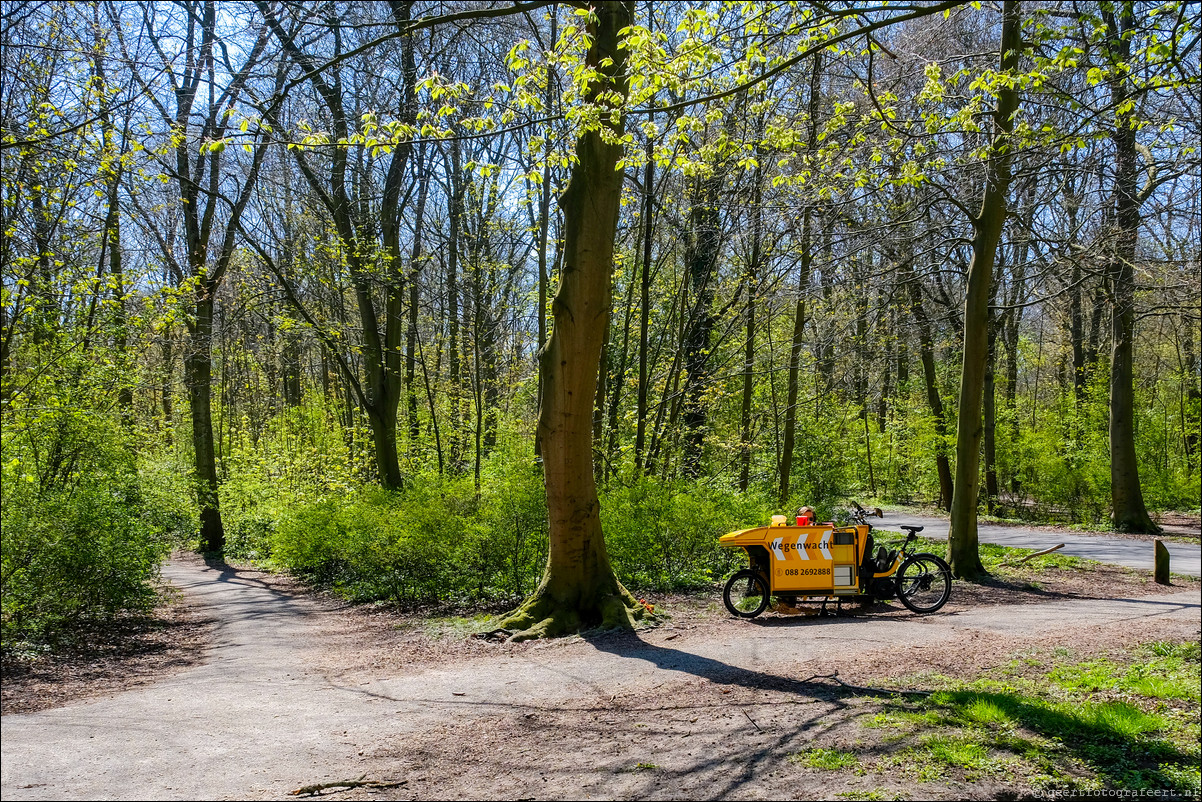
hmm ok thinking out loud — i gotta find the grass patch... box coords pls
[806,640,1200,794]
[1047,642,1201,702]
[921,733,991,769]
[961,695,1014,727]
[791,747,860,770]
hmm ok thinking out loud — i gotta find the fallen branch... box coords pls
[290,774,407,796]
[1004,544,1066,566]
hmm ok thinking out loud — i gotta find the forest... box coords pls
[2,0,1199,642]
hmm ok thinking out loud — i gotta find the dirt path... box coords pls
[2,555,1199,801]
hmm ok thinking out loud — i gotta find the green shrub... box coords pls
[271,464,550,605]
[601,479,774,590]
[1,411,182,646]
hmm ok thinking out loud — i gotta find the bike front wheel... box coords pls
[895,553,952,614]
[722,569,771,618]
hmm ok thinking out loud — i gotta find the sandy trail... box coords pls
[2,557,1199,800]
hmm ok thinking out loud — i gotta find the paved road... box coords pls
[2,556,1200,800]
[874,510,1202,577]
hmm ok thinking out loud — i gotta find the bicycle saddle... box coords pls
[900,525,924,534]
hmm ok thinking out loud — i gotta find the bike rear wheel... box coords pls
[895,553,952,614]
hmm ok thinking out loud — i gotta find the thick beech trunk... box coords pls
[948,0,1021,579]
[500,1,643,640]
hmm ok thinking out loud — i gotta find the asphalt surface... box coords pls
[873,510,1202,577]
[2,554,1200,800]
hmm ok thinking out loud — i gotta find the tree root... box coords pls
[289,774,406,796]
[495,585,654,642]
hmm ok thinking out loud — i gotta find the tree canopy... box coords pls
[2,0,1199,639]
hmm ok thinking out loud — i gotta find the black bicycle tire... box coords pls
[895,552,952,614]
[722,569,771,619]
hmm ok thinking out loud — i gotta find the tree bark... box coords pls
[499,1,644,640]
[1103,1,1159,534]
[188,287,223,552]
[948,0,1022,579]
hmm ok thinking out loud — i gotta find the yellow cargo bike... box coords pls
[718,511,952,618]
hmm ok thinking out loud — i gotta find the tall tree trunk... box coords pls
[260,0,413,489]
[606,260,637,479]
[188,286,223,552]
[779,210,811,504]
[1086,282,1106,372]
[739,154,764,492]
[499,2,644,640]
[279,226,303,408]
[1062,167,1087,402]
[779,53,821,503]
[853,256,870,417]
[447,140,464,468]
[984,298,999,508]
[89,27,133,427]
[902,254,954,510]
[680,166,725,478]
[593,320,610,478]
[108,194,134,427]
[634,140,654,475]
[1103,1,1159,534]
[816,229,836,396]
[160,333,175,435]
[406,145,429,443]
[878,282,893,435]
[948,0,1022,579]
[1069,263,1086,399]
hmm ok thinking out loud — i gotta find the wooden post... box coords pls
[1154,540,1170,585]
